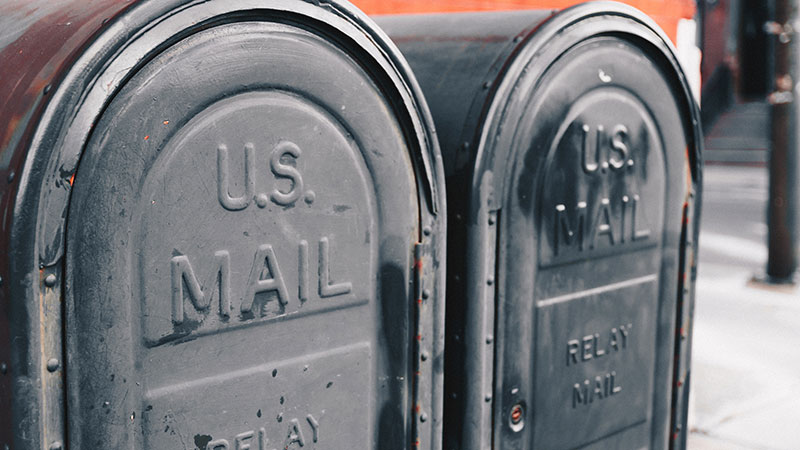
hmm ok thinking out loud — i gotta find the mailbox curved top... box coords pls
[1,0,442,264]
[378,1,701,202]
[476,1,702,206]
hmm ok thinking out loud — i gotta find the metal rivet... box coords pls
[488,216,496,225]
[0,276,3,286]
[0,363,7,375]
[484,394,492,402]
[423,227,432,236]
[487,277,494,286]
[49,442,62,450]
[483,81,492,89]
[422,289,431,300]
[420,351,429,362]
[44,274,57,287]
[43,84,51,95]
[46,358,59,373]
[420,412,428,423]
[486,335,494,344]
[7,172,14,183]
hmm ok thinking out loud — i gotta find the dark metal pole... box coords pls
[766,0,799,282]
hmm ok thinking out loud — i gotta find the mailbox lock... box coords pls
[509,403,525,432]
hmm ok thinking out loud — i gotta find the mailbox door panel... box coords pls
[496,36,690,449]
[66,18,421,450]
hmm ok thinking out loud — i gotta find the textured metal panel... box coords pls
[534,277,658,448]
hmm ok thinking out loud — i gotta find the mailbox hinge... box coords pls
[669,189,697,450]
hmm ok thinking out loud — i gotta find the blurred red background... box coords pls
[354,0,696,45]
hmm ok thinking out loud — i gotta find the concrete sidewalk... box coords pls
[704,102,770,167]
[688,165,800,450]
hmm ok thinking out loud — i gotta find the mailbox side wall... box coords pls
[0,3,136,448]
[375,12,554,449]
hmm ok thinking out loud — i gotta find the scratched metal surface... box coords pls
[377,4,702,450]
[1,1,446,449]
[0,2,136,448]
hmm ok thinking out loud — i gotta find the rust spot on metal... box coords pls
[510,403,523,424]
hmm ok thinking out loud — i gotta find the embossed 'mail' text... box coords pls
[568,323,632,408]
[171,237,351,325]
[553,123,651,256]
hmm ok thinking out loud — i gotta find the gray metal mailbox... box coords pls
[0,1,445,449]
[377,3,702,449]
